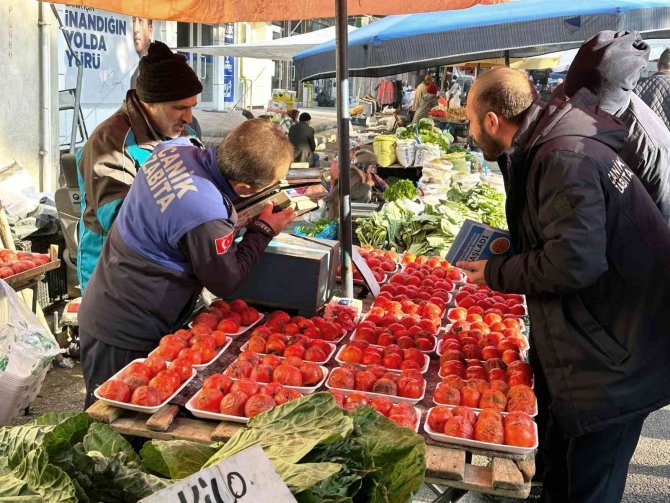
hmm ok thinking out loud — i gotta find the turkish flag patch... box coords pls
[214,233,234,254]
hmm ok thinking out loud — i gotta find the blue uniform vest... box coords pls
[115,138,237,273]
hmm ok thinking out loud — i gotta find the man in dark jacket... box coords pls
[459,67,670,502]
[561,31,670,224]
[78,119,296,408]
[288,112,319,166]
[636,47,670,129]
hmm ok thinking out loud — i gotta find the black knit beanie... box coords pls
[564,31,650,115]
[136,41,203,103]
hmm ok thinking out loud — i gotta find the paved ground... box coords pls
[11,362,670,501]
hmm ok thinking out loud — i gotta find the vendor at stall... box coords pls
[77,41,202,292]
[289,112,319,166]
[78,119,296,408]
[412,84,439,124]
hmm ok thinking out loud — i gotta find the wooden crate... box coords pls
[87,401,534,499]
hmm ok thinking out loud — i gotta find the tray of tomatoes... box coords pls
[150,330,232,370]
[351,313,438,353]
[240,335,336,365]
[326,389,421,432]
[335,342,430,374]
[453,285,527,318]
[223,352,328,394]
[433,376,537,416]
[326,365,426,405]
[189,299,265,338]
[423,406,538,455]
[95,357,196,413]
[256,311,347,343]
[186,374,303,423]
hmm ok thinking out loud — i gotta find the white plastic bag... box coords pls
[414,144,442,167]
[0,280,62,424]
[395,140,416,167]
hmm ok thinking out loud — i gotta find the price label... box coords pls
[140,444,296,503]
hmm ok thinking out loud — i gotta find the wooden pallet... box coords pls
[87,401,534,499]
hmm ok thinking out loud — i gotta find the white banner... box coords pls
[56,5,153,105]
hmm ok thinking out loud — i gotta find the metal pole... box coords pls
[335,0,353,297]
[38,3,52,192]
[504,50,511,67]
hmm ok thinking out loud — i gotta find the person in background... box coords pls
[79,119,296,408]
[279,109,300,135]
[130,17,153,89]
[562,30,670,224]
[447,79,462,108]
[410,74,435,121]
[412,84,439,124]
[77,41,202,291]
[459,67,670,503]
[288,112,319,167]
[636,47,670,129]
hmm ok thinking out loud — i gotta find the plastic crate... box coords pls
[25,232,69,305]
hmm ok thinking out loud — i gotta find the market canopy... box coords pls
[43,0,508,23]
[179,26,356,61]
[294,0,670,80]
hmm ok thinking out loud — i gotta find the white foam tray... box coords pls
[325,378,426,405]
[149,336,233,370]
[226,362,329,394]
[334,345,430,374]
[94,358,196,414]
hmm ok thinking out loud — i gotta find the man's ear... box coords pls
[232,182,254,197]
[484,111,500,135]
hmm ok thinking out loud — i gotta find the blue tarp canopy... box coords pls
[294,0,670,80]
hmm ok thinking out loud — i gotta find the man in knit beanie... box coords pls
[77,41,203,291]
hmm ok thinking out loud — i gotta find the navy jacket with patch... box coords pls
[78,138,274,352]
[485,90,670,436]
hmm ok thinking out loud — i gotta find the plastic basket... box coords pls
[293,221,338,240]
[0,365,50,425]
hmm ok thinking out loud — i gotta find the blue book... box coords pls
[446,219,514,263]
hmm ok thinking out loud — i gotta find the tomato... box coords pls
[230,299,249,313]
[210,300,231,315]
[148,374,175,401]
[328,367,355,389]
[327,389,346,408]
[362,352,383,366]
[344,392,369,411]
[297,362,322,385]
[250,364,274,383]
[371,377,397,396]
[481,346,501,360]
[266,339,287,356]
[505,411,534,428]
[97,379,131,402]
[440,360,466,378]
[389,413,416,430]
[479,389,507,411]
[178,347,203,366]
[196,388,224,412]
[444,416,475,438]
[160,334,187,352]
[461,387,482,408]
[190,334,217,352]
[427,406,453,432]
[260,382,284,397]
[354,371,377,392]
[474,412,504,444]
[274,387,302,406]
[488,368,507,382]
[231,378,261,397]
[217,319,239,333]
[193,312,219,330]
[381,352,402,369]
[244,394,275,418]
[434,384,460,405]
[304,346,327,362]
[168,358,193,382]
[123,362,152,381]
[403,348,424,366]
[273,364,303,386]
[284,344,306,359]
[202,374,233,395]
[219,391,249,416]
[262,354,283,368]
[248,335,267,353]
[393,377,420,399]
[507,360,533,377]
[368,396,393,416]
[508,371,533,388]
[225,360,253,379]
[131,385,162,406]
[240,308,260,326]
[504,422,536,447]
[466,365,488,382]
[143,355,167,377]
[122,372,148,393]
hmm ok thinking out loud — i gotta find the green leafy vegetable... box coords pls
[296,218,336,237]
[384,179,418,202]
[447,182,507,229]
[140,440,220,479]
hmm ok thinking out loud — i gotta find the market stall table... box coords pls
[2,260,61,313]
[86,314,535,500]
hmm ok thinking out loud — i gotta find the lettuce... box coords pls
[140,440,220,479]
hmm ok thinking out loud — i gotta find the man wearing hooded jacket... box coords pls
[459,67,670,502]
[559,30,670,225]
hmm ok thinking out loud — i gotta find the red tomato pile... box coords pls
[352,310,437,352]
[0,249,51,278]
[454,284,526,318]
[443,312,528,353]
[154,328,229,365]
[246,333,334,363]
[433,375,536,414]
[193,373,302,418]
[427,406,536,447]
[224,352,324,388]
[192,299,261,336]
[257,311,343,342]
[339,341,427,371]
[97,357,191,407]
[327,389,419,429]
[328,364,425,399]
[338,246,399,282]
